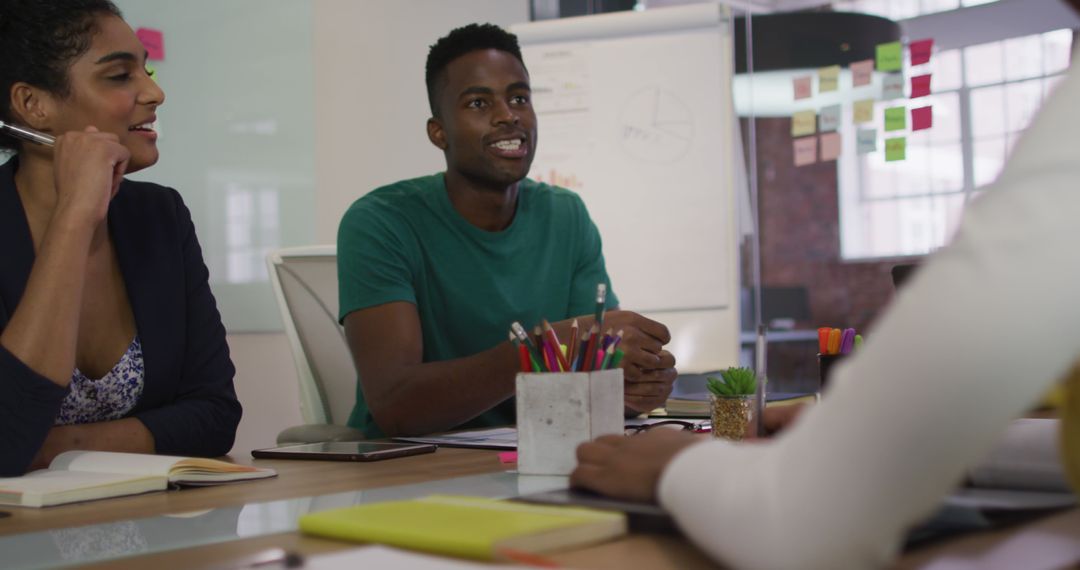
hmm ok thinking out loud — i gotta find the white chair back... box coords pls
[266,246,356,425]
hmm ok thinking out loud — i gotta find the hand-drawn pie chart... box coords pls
[619,86,694,163]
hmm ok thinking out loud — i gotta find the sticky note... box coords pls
[857,128,877,154]
[819,104,841,133]
[885,137,907,162]
[911,74,932,98]
[851,59,874,87]
[818,65,841,93]
[854,99,874,124]
[912,106,933,131]
[876,41,902,72]
[885,107,907,131]
[910,38,934,66]
[882,73,904,100]
[136,28,165,61]
[794,137,818,167]
[793,75,812,100]
[820,132,842,162]
[792,110,817,137]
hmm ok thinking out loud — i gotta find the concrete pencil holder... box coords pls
[515,368,624,476]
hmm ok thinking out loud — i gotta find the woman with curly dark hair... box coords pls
[0,0,240,475]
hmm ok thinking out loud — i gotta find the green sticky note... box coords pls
[876,41,902,72]
[884,106,906,132]
[885,137,906,162]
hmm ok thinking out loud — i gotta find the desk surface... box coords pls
[3,448,1079,570]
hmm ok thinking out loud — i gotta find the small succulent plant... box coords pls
[706,367,757,397]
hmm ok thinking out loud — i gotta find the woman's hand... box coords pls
[52,126,130,227]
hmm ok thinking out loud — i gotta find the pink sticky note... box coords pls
[912,106,933,131]
[911,74,932,98]
[498,451,518,464]
[820,132,842,161]
[910,38,933,66]
[794,136,818,167]
[136,28,165,61]
[851,59,874,87]
[793,76,812,100]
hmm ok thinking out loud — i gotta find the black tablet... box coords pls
[251,441,436,461]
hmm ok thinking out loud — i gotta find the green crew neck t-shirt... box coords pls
[337,173,619,438]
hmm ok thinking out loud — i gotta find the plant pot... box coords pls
[709,394,755,441]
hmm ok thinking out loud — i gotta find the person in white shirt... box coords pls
[570,1,1080,567]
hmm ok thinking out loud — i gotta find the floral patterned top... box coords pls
[54,336,145,426]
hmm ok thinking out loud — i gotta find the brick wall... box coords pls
[744,118,917,388]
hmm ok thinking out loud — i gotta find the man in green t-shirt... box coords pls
[337,23,676,438]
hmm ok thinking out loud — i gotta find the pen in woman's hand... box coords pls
[0,120,56,147]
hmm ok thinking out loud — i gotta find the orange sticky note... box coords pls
[851,59,874,87]
[912,106,933,131]
[910,38,934,66]
[820,132,842,162]
[136,28,165,61]
[793,75,812,100]
[911,74,932,98]
[794,136,818,167]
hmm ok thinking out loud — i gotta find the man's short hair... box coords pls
[425,23,527,117]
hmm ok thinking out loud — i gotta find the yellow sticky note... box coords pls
[876,41,902,72]
[792,110,817,137]
[884,106,906,132]
[854,99,874,124]
[818,65,840,93]
[885,137,906,162]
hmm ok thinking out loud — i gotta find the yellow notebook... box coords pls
[299,495,627,561]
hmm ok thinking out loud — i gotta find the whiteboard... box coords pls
[513,5,737,312]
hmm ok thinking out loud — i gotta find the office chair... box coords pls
[266,246,365,444]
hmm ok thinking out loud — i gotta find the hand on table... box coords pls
[570,429,701,503]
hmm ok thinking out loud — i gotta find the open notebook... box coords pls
[0,451,277,507]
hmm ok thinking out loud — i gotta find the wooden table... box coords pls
[2,448,1077,569]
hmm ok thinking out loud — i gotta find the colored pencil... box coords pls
[566,319,579,368]
[600,342,617,370]
[511,322,545,371]
[582,322,600,371]
[609,348,625,369]
[542,320,570,372]
[573,328,591,372]
[594,283,607,332]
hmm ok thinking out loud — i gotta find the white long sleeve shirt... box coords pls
[658,55,1080,569]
